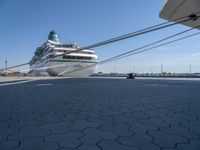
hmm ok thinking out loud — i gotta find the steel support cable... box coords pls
[52,13,200,59]
[0,19,172,72]
[57,62,84,76]
[0,63,29,72]
[65,32,200,75]
[58,27,197,75]
[5,20,176,72]
[15,21,200,75]
[34,61,85,70]
[50,27,198,76]
[103,32,200,64]
[35,21,176,66]
[1,12,200,72]
[54,22,174,58]
[98,27,198,64]
[52,15,200,76]
[32,19,186,72]
[53,20,185,58]
[62,30,200,75]
[57,61,95,76]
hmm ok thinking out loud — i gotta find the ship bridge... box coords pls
[160,0,200,29]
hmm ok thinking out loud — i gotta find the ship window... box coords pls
[63,56,72,59]
[57,50,70,53]
[49,55,54,58]
[63,55,94,60]
[84,57,93,60]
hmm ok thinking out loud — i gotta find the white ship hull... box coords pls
[30,59,98,77]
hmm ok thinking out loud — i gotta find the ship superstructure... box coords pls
[30,31,98,77]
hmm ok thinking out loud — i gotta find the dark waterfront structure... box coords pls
[127,73,135,79]
[0,78,200,150]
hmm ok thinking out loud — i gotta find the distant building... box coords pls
[0,69,21,77]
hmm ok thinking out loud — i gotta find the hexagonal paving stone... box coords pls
[100,124,133,137]
[0,128,18,142]
[81,128,117,144]
[45,131,83,148]
[88,116,114,126]
[118,134,160,150]
[0,121,10,131]
[160,126,199,140]
[8,126,49,140]
[129,121,157,134]
[176,140,200,150]
[80,111,101,119]
[162,148,177,150]
[148,130,188,148]
[74,144,101,150]
[69,120,100,131]
[0,114,9,122]
[9,120,41,129]
[98,140,139,150]
[40,121,72,134]
[112,114,136,124]
[14,137,58,150]
[61,113,87,122]
[0,140,19,150]
[0,134,7,142]
[139,118,170,128]
[0,128,18,135]
[182,123,200,135]
[37,114,61,124]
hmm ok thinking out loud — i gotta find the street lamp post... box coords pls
[5,60,7,76]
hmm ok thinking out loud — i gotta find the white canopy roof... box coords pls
[160,0,200,29]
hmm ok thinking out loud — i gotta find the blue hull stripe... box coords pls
[48,59,98,64]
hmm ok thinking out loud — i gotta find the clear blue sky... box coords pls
[1,0,200,73]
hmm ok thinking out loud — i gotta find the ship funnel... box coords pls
[48,30,59,42]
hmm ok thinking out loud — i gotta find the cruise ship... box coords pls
[30,31,98,77]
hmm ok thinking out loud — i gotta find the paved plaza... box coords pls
[0,78,200,150]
